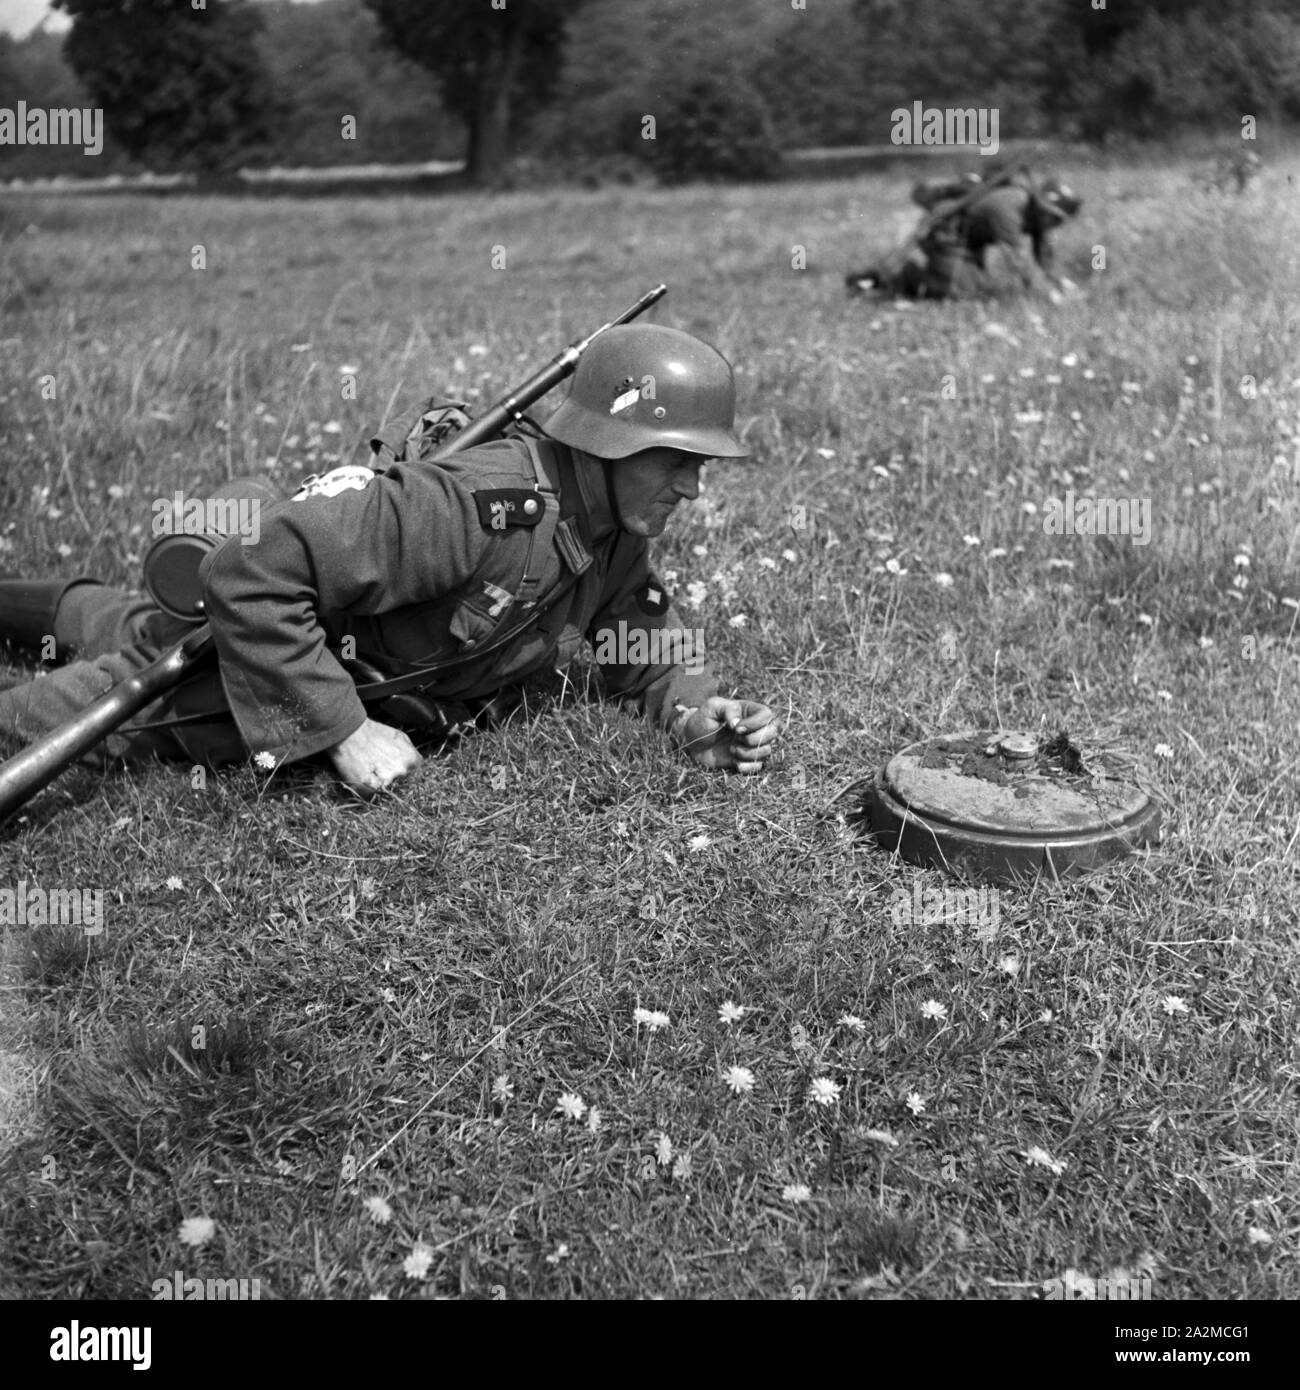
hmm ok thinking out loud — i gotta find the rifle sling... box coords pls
[121,568,585,733]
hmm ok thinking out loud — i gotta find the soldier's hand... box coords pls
[327,718,423,795]
[678,698,780,774]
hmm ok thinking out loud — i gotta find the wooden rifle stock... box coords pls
[0,285,667,825]
[0,626,215,823]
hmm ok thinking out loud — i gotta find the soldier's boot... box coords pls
[0,576,101,658]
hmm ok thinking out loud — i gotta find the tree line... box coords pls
[1,0,1297,185]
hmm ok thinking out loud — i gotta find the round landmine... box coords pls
[866,729,1161,883]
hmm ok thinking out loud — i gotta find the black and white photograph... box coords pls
[0,0,1295,1340]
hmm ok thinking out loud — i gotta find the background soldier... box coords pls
[847,169,1082,302]
[953,172,1083,300]
[0,325,781,795]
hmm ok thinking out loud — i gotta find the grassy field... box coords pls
[0,152,1297,1301]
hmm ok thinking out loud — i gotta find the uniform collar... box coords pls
[560,445,620,545]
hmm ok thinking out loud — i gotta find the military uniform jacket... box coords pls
[959,187,1055,272]
[198,433,717,765]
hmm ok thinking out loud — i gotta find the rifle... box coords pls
[0,285,667,825]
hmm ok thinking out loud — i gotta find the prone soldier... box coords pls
[847,169,1082,303]
[0,325,781,797]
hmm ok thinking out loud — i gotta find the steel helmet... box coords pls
[1039,176,1082,219]
[543,324,748,460]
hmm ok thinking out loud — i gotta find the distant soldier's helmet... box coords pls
[542,324,749,460]
[911,172,982,209]
[1039,176,1082,219]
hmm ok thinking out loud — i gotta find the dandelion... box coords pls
[919,1000,948,1022]
[555,1092,586,1121]
[683,581,708,608]
[363,1196,393,1225]
[1156,689,1172,703]
[1039,1009,1054,1024]
[322,421,343,435]
[1198,635,1215,650]
[1045,373,1062,385]
[1161,995,1190,1016]
[634,1007,670,1032]
[492,1074,514,1103]
[782,548,798,563]
[586,1107,602,1134]
[340,364,360,376]
[1022,1145,1067,1175]
[758,556,778,570]
[253,750,277,771]
[1247,1226,1273,1247]
[884,557,907,577]
[808,1076,841,1107]
[1137,613,1154,627]
[932,572,954,589]
[998,955,1021,977]
[468,343,489,357]
[1153,743,1173,760]
[544,1243,571,1265]
[654,1133,673,1167]
[815,447,836,459]
[988,547,1008,560]
[979,372,996,385]
[1082,369,1096,381]
[1233,553,1251,569]
[905,1091,926,1116]
[403,1243,434,1280]
[782,1183,812,1203]
[1060,353,1079,367]
[380,987,397,1004]
[728,614,747,628]
[1021,501,1038,515]
[164,876,183,891]
[273,1158,293,1176]
[672,1154,692,1181]
[837,1013,866,1034]
[962,534,981,547]
[1014,410,1044,425]
[688,834,712,852]
[718,1000,746,1026]
[722,1065,756,1095]
[179,1216,215,1248]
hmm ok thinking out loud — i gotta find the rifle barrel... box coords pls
[438,284,666,456]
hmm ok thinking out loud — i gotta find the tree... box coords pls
[253,0,462,167]
[53,0,274,181]
[365,0,585,185]
[652,76,782,184]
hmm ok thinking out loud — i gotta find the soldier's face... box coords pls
[609,448,705,536]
